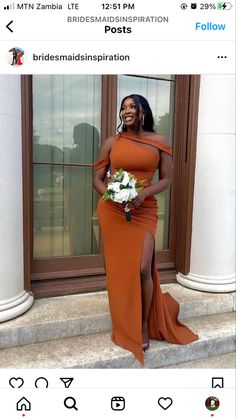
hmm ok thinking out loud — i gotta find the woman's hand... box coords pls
[116,202,126,210]
[127,189,147,210]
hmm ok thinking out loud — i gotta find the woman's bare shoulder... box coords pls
[102,135,116,148]
[106,135,117,146]
[97,135,116,159]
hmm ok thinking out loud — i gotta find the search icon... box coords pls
[64,397,78,411]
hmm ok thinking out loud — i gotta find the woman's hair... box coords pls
[117,94,155,133]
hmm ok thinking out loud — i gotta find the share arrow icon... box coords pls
[60,378,74,388]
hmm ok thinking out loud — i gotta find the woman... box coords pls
[93,94,198,365]
[17,51,23,66]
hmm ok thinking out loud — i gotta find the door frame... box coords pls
[21,75,200,297]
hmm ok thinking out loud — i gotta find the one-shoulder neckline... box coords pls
[116,132,172,155]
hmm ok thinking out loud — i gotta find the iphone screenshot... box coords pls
[0,0,235,418]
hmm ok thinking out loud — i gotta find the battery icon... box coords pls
[217,2,233,9]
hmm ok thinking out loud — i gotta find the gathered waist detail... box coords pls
[111,169,155,188]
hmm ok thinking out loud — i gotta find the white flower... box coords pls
[113,189,130,203]
[129,189,138,199]
[107,182,120,192]
[129,178,136,188]
[102,169,144,214]
[121,171,130,186]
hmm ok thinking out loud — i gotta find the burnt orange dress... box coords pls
[94,132,198,365]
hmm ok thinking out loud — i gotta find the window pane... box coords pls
[33,75,101,258]
[117,75,175,250]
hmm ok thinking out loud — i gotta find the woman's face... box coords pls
[120,97,143,128]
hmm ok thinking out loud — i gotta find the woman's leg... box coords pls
[140,233,154,350]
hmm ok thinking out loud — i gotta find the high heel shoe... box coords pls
[142,341,149,354]
[142,327,149,353]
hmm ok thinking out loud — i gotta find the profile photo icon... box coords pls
[205,396,220,411]
[7,47,24,66]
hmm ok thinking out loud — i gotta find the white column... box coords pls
[0,75,34,322]
[177,75,235,292]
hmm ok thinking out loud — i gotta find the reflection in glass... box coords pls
[117,75,175,250]
[33,75,101,258]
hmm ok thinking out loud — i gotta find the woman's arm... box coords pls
[129,136,172,210]
[147,152,172,193]
[93,136,114,195]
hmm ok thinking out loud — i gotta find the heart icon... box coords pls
[9,377,24,388]
[158,397,173,410]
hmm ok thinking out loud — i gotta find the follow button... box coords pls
[195,22,226,30]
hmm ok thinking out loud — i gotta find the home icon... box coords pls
[16,397,31,411]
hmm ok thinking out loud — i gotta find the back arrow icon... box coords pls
[6,20,13,32]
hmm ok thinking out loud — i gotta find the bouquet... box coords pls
[101,169,145,221]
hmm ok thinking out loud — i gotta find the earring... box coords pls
[142,115,145,126]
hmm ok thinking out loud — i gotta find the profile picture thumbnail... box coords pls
[7,47,24,66]
[205,396,220,411]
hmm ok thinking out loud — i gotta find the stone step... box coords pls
[165,352,236,368]
[0,284,235,350]
[0,312,235,368]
